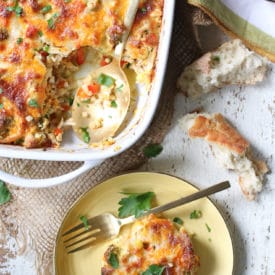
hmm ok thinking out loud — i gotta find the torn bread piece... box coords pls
[180,113,268,200]
[177,39,268,98]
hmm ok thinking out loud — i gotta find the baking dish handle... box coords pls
[0,159,104,188]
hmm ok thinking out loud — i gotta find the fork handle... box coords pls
[143,181,230,216]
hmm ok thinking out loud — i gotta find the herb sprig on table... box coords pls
[0,180,11,205]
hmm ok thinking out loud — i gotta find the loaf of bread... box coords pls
[177,39,268,98]
[179,112,268,200]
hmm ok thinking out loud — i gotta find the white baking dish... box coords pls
[0,0,175,188]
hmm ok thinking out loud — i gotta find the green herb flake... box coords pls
[6,1,23,17]
[108,252,119,269]
[0,180,11,205]
[47,13,59,30]
[17,37,23,44]
[97,73,115,87]
[0,103,3,109]
[142,264,165,275]
[205,223,211,233]
[28,99,39,108]
[140,7,147,14]
[110,100,117,108]
[190,210,202,219]
[81,98,91,104]
[38,30,43,37]
[212,55,220,62]
[43,44,50,52]
[118,191,155,218]
[0,88,3,94]
[68,97,74,106]
[80,127,90,143]
[40,5,52,14]
[64,0,71,3]
[116,84,124,92]
[79,215,89,231]
[173,217,183,225]
[208,238,212,242]
[143,143,163,158]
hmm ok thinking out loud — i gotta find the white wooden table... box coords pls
[141,25,275,275]
[4,25,275,275]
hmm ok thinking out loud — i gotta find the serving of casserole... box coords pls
[0,0,175,187]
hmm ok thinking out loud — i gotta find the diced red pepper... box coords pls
[87,83,100,94]
[54,128,62,136]
[100,56,111,66]
[120,60,128,67]
[61,104,70,111]
[26,25,38,39]
[76,48,85,65]
[57,80,66,89]
[146,33,158,46]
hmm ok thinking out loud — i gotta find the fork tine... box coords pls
[67,238,98,254]
[63,228,100,244]
[62,215,105,236]
[65,231,99,249]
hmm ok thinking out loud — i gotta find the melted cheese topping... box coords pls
[101,214,200,274]
[0,0,163,147]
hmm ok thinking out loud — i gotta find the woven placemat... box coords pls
[0,1,201,274]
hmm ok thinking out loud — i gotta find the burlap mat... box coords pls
[0,1,202,274]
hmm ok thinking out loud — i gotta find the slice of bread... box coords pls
[177,39,268,98]
[180,112,268,200]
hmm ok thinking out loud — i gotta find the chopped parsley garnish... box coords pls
[118,191,155,218]
[40,5,52,14]
[47,13,59,30]
[110,100,117,108]
[97,73,115,87]
[173,217,183,225]
[190,210,202,219]
[38,30,43,37]
[64,0,71,3]
[142,264,165,275]
[140,7,147,14]
[116,84,124,92]
[43,44,50,52]
[80,127,90,143]
[68,97,74,106]
[143,143,163,158]
[80,215,89,230]
[212,55,220,62]
[81,98,91,104]
[17,37,23,44]
[0,180,11,205]
[108,252,119,269]
[6,1,23,17]
[0,103,3,109]
[0,88,3,94]
[28,99,39,107]
[205,223,211,232]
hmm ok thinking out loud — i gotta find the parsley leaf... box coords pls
[110,100,117,108]
[143,143,163,158]
[190,210,202,219]
[97,73,115,87]
[0,180,11,205]
[6,1,23,17]
[205,223,211,232]
[80,127,90,143]
[142,264,165,275]
[173,217,183,225]
[47,13,59,29]
[40,5,52,14]
[108,252,119,269]
[118,192,155,218]
[28,99,39,107]
[0,88,3,94]
[17,37,23,44]
[80,215,89,230]
[116,84,123,92]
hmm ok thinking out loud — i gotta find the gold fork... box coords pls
[63,181,230,253]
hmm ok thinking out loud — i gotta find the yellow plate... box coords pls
[54,172,234,274]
